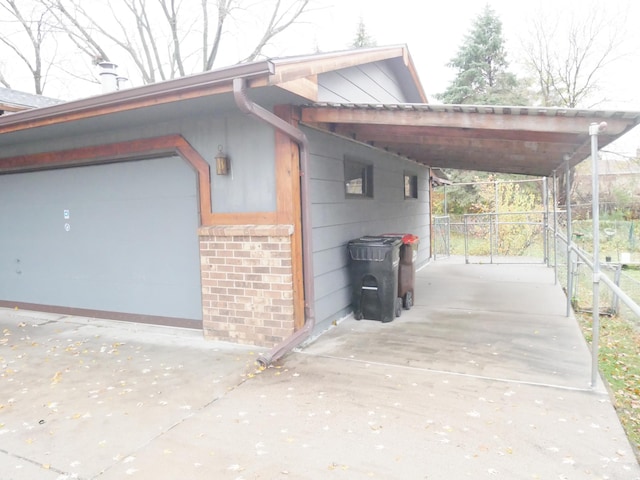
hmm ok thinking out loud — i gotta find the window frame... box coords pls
[344,157,374,198]
[404,173,418,199]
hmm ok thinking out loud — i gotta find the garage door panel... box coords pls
[0,157,202,321]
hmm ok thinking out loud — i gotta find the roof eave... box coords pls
[0,60,275,134]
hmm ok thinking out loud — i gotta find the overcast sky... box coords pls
[4,0,639,150]
[275,0,640,153]
[280,0,640,109]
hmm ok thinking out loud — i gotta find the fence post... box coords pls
[464,215,469,264]
[612,264,622,315]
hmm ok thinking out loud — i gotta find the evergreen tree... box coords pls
[437,5,527,105]
[352,18,377,48]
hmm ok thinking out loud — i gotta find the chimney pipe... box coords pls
[98,62,119,93]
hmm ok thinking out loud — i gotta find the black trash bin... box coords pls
[381,234,419,309]
[347,236,403,322]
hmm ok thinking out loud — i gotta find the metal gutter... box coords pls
[232,77,315,367]
[0,61,275,132]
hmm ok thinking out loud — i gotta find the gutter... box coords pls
[0,61,275,132]
[232,77,315,367]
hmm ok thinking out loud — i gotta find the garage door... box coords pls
[0,156,202,323]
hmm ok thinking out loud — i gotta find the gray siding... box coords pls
[0,110,277,214]
[0,157,202,320]
[304,127,431,331]
[318,60,409,103]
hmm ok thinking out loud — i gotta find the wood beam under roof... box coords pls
[300,104,640,177]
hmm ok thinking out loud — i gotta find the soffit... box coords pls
[300,103,640,176]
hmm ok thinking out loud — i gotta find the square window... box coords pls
[345,158,373,198]
[404,174,418,199]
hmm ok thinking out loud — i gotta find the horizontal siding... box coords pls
[0,111,277,214]
[304,126,431,332]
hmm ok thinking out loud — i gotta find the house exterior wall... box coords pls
[0,110,277,214]
[198,224,295,346]
[0,110,281,330]
[304,126,431,333]
[318,60,411,103]
[0,96,431,345]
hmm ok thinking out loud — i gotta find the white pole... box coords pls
[553,171,558,284]
[566,159,573,317]
[543,177,549,265]
[589,121,606,388]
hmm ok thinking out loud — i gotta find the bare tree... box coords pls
[241,0,310,62]
[520,3,631,205]
[0,67,10,88]
[44,0,311,85]
[522,3,629,109]
[0,0,55,94]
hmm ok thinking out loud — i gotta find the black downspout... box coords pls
[232,78,315,367]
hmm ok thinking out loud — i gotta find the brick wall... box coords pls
[198,224,295,346]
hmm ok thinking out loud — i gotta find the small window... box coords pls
[345,158,373,198]
[404,174,418,199]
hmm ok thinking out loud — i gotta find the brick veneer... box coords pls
[198,224,295,346]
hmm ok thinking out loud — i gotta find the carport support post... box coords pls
[543,177,549,266]
[590,121,606,388]
[553,171,558,284]
[566,158,573,317]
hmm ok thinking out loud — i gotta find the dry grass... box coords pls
[576,312,640,460]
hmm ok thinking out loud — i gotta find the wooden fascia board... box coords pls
[402,49,428,103]
[268,47,406,85]
[301,107,636,136]
[276,76,319,102]
[0,83,232,135]
[0,104,28,113]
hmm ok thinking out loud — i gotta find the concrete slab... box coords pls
[1,259,638,479]
[307,261,594,389]
[0,309,262,479]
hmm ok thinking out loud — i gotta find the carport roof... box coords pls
[300,102,640,177]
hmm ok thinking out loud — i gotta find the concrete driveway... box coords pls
[1,259,639,479]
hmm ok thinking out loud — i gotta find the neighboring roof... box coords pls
[300,103,640,177]
[0,87,62,113]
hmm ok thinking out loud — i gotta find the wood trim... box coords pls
[402,49,428,103]
[0,300,202,330]
[277,76,318,102]
[206,212,278,225]
[0,84,233,136]
[173,137,213,226]
[301,106,634,135]
[269,47,405,85]
[274,105,305,330]
[0,135,214,226]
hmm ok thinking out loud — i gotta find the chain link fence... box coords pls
[552,212,640,327]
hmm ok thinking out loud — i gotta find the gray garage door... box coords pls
[0,156,202,322]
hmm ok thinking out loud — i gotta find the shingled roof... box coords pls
[0,87,62,114]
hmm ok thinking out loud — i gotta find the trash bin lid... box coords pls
[348,236,401,247]
[381,233,419,244]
